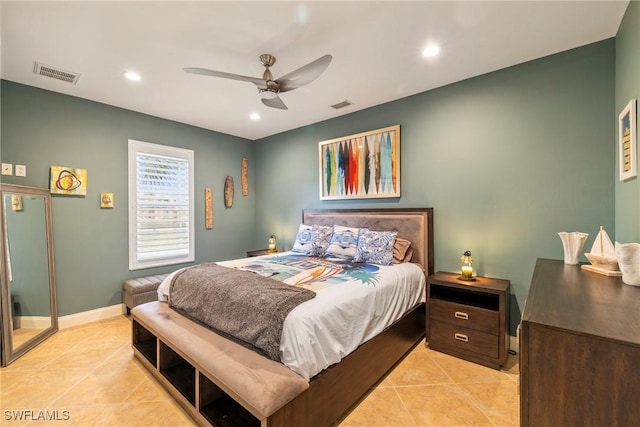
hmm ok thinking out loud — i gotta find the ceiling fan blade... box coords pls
[183,67,266,88]
[277,55,332,93]
[261,96,288,110]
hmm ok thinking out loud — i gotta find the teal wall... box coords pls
[615,1,640,243]
[0,82,256,316]
[254,40,616,334]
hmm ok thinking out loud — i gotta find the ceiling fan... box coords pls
[183,54,332,110]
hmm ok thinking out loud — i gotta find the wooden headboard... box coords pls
[302,208,434,276]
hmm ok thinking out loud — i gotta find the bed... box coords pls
[131,208,433,426]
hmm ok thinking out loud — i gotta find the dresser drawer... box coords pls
[429,319,499,359]
[430,298,498,335]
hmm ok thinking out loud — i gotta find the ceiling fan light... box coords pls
[259,89,278,100]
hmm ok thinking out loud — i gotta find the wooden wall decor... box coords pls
[241,157,248,196]
[224,176,234,208]
[205,187,213,229]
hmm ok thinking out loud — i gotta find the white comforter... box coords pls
[157,252,425,381]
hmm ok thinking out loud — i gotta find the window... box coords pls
[128,139,194,270]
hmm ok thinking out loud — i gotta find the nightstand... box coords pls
[246,249,279,257]
[426,271,510,369]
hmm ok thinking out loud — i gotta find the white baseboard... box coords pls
[14,315,51,329]
[510,335,518,353]
[58,304,126,329]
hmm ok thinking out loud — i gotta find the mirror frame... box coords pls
[0,184,58,366]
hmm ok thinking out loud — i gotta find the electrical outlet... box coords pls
[1,163,12,176]
[15,165,26,177]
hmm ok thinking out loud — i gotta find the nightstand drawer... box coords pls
[429,319,499,359]
[430,298,498,335]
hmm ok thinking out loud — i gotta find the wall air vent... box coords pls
[330,100,354,110]
[33,62,80,84]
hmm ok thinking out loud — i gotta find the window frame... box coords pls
[128,139,195,270]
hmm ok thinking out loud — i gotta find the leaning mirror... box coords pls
[0,184,57,366]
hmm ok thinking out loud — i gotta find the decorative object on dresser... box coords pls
[581,226,621,276]
[557,231,588,265]
[426,271,510,370]
[614,241,640,286]
[520,258,640,426]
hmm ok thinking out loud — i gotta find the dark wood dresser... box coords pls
[520,259,640,426]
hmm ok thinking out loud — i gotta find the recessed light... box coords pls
[124,71,141,81]
[250,112,261,121]
[422,44,440,58]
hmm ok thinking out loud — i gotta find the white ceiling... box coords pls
[0,1,629,141]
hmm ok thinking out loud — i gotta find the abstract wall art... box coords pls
[50,166,87,196]
[319,125,400,200]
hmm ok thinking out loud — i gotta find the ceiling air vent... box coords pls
[331,100,354,110]
[33,62,80,84]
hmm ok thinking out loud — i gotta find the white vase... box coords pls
[558,232,589,265]
[614,242,640,286]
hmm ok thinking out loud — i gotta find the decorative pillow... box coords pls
[401,247,414,263]
[291,224,334,256]
[393,237,413,264]
[311,225,333,256]
[324,225,365,261]
[354,230,398,265]
[291,224,314,254]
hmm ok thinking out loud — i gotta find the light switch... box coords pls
[1,163,12,176]
[15,165,26,177]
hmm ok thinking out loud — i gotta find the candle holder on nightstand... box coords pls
[268,235,277,252]
[459,250,476,281]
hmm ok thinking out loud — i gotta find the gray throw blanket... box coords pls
[169,262,315,361]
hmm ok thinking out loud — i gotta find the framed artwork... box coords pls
[10,195,22,211]
[319,125,400,200]
[619,99,637,181]
[50,166,87,195]
[100,193,114,208]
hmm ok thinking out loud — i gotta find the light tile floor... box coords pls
[0,315,519,426]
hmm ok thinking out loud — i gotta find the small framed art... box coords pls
[619,99,637,181]
[100,193,114,208]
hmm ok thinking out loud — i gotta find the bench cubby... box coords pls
[132,317,261,426]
